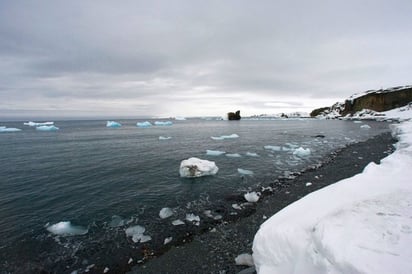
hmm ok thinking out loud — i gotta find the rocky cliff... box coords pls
[311,86,412,118]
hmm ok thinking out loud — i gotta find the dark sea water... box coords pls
[0,119,390,273]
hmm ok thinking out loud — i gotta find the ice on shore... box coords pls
[159,136,172,140]
[159,207,174,219]
[206,150,225,156]
[125,225,151,243]
[293,147,311,157]
[253,121,412,274]
[136,121,152,128]
[172,219,185,226]
[244,192,260,203]
[164,237,173,245]
[106,121,122,128]
[185,213,200,225]
[211,133,239,140]
[36,125,59,131]
[0,126,21,132]
[179,157,218,177]
[235,253,254,266]
[238,168,254,175]
[46,221,88,236]
[24,121,54,126]
[155,121,173,126]
[226,153,241,158]
[175,116,186,121]
[246,152,259,157]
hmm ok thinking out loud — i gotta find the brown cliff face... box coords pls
[342,87,412,116]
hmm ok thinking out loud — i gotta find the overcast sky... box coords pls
[1,0,411,119]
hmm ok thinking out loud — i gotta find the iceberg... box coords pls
[154,121,173,126]
[0,126,22,133]
[46,221,88,236]
[244,192,260,203]
[206,150,225,156]
[238,168,254,175]
[24,121,54,126]
[106,121,122,128]
[159,207,174,219]
[36,125,59,131]
[293,147,311,157]
[179,157,219,178]
[159,136,172,140]
[211,133,239,140]
[136,121,152,128]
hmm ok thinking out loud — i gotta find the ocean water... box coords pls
[0,119,390,273]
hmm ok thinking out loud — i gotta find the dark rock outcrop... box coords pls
[228,110,241,120]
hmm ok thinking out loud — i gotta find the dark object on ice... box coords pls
[314,134,326,138]
[228,110,241,120]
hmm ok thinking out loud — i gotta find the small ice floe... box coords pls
[245,152,259,157]
[353,120,363,124]
[185,213,200,226]
[179,157,218,178]
[244,192,260,203]
[36,125,59,131]
[159,136,172,140]
[159,207,174,219]
[264,145,282,151]
[238,168,254,175]
[293,147,311,157]
[24,121,54,126]
[0,126,21,133]
[85,264,95,272]
[360,124,371,129]
[211,133,239,140]
[106,121,121,128]
[155,121,173,126]
[306,182,312,187]
[164,237,173,245]
[235,253,254,266]
[109,215,125,227]
[232,203,242,210]
[136,121,152,128]
[206,150,225,156]
[175,116,186,121]
[125,225,151,243]
[226,153,241,158]
[128,258,133,264]
[103,267,109,273]
[172,219,185,226]
[46,221,88,236]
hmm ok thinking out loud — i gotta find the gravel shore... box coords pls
[129,132,396,274]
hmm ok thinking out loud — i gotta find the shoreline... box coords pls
[128,132,396,274]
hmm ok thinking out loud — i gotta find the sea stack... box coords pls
[228,110,241,120]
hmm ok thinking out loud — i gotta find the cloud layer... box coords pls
[1,0,411,118]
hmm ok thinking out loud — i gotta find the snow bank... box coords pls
[106,121,122,128]
[154,121,173,126]
[24,121,54,126]
[36,125,59,131]
[206,150,225,156]
[211,133,239,140]
[136,121,152,128]
[253,121,412,274]
[0,126,21,132]
[179,157,219,177]
[46,221,88,236]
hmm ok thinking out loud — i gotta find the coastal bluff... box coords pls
[311,86,412,117]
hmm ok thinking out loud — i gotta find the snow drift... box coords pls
[253,121,412,274]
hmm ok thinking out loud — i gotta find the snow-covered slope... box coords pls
[252,121,412,274]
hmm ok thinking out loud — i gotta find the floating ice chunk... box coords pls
[179,157,218,178]
[109,215,125,227]
[106,121,121,128]
[353,120,363,124]
[232,203,242,210]
[185,213,200,226]
[244,192,260,203]
[235,253,254,266]
[264,145,282,151]
[159,207,174,219]
[226,153,241,158]
[128,258,133,264]
[154,121,173,126]
[136,121,152,128]
[125,225,145,237]
[206,150,225,156]
[24,121,54,126]
[175,116,186,121]
[360,124,371,129]
[103,267,109,273]
[159,136,172,140]
[211,133,239,140]
[134,234,152,243]
[246,152,259,157]
[172,219,185,226]
[0,126,21,132]
[293,147,311,157]
[164,237,173,245]
[36,125,59,131]
[306,182,312,186]
[238,168,254,175]
[46,221,88,236]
